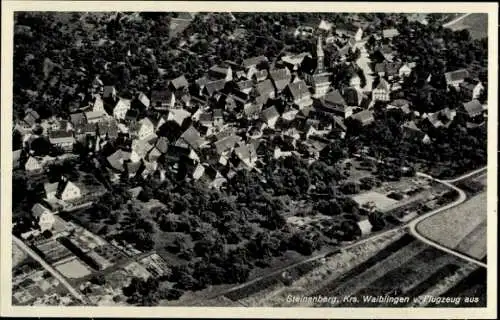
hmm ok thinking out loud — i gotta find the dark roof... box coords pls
[351,110,375,126]
[155,137,169,154]
[70,112,86,125]
[324,89,346,106]
[343,87,364,106]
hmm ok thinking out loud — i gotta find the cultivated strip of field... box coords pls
[416,192,487,260]
[343,247,461,307]
[243,230,406,307]
[407,262,479,307]
[455,221,487,260]
[433,268,486,307]
[323,240,428,299]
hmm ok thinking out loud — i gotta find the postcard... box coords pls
[1,1,497,319]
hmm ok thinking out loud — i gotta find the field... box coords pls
[231,231,486,307]
[54,257,92,279]
[416,192,487,260]
[444,13,488,39]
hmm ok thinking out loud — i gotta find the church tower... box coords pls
[316,35,324,73]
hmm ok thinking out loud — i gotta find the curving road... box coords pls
[408,172,487,268]
[12,235,87,304]
[442,166,487,183]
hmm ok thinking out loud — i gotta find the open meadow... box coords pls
[416,192,487,260]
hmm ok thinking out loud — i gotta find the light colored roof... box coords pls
[445,69,469,83]
[318,19,333,31]
[170,75,189,90]
[167,108,191,126]
[85,111,106,120]
[357,219,373,234]
[287,80,310,101]
[242,55,268,68]
[382,28,400,38]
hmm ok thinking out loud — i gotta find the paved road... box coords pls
[12,236,87,304]
[356,43,374,91]
[442,166,487,183]
[408,172,487,268]
[443,13,472,28]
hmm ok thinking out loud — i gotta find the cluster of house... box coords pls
[14,17,488,235]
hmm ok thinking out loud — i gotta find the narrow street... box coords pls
[356,42,374,92]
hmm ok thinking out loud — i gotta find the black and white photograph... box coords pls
[1,1,497,318]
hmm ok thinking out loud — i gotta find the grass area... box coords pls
[445,13,488,39]
[416,192,487,259]
[12,242,29,268]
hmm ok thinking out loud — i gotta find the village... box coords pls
[11,12,488,306]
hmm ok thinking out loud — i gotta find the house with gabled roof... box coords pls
[208,64,233,82]
[372,78,391,101]
[315,89,347,118]
[261,106,280,129]
[382,28,400,39]
[233,143,258,169]
[106,149,131,172]
[177,126,204,150]
[459,100,483,121]
[387,99,412,115]
[269,68,292,93]
[203,79,227,98]
[167,108,191,127]
[351,109,375,126]
[137,92,151,109]
[48,130,75,152]
[281,52,310,71]
[85,110,107,124]
[103,85,117,102]
[168,75,189,92]
[132,117,156,141]
[21,109,40,128]
[31,203,55,232]
[402,121,431,144]
[445,69,469,88]
[398,62,415,78]
[113,98,131,120]
[98,119,119,139]
[25,156,42,172]
[150,89,176,110]
[459,79,484,101]
[285,80,313,110]
[256,79,276,100]
[131,139,154,163]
